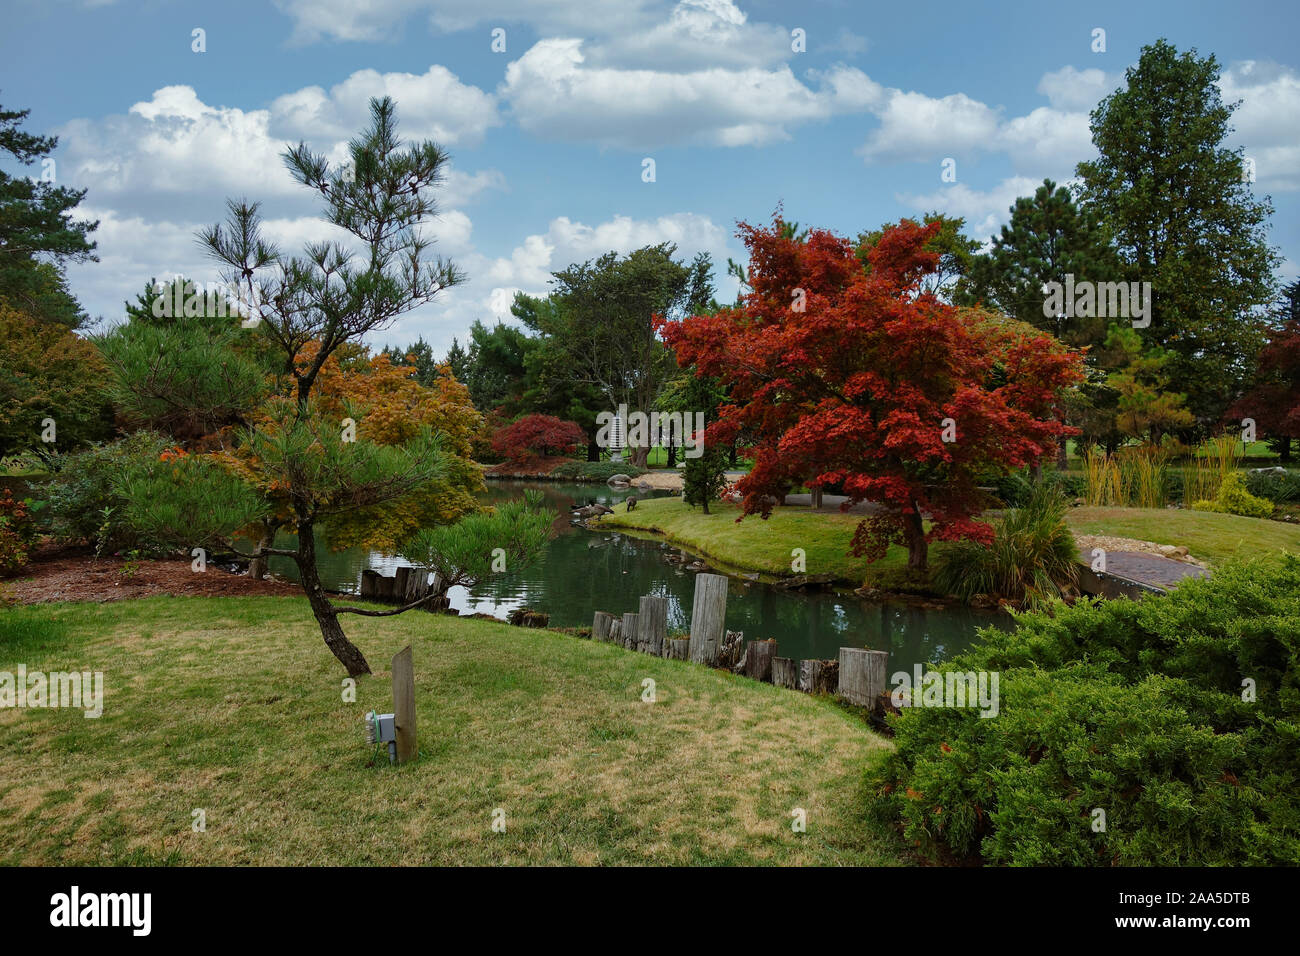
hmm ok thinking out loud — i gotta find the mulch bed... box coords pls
[5,543,304,605]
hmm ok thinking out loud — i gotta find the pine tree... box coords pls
[0,100,99,326]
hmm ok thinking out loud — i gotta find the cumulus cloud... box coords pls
[856,91,1002,164]
[53,64,501,261]
[896,176,1044,240]
[270,65,499,147]
[501,38,876,148]
[1220,60,1300,192]
[1036,66,1118,112]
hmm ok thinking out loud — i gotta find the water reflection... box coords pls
[264,479,1001,671]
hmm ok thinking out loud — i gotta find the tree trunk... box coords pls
[587,438,600,462]
[666,419,677,468]
[297,520,371,676]
[810,486,823,510]
[630,445,650,469]
[248,520,279,580]
[904,507,927,571]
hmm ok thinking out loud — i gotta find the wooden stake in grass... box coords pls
[392,645,417,764]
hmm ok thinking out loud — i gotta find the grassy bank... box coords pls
[599,497,1300,587]
[0,597,902,866]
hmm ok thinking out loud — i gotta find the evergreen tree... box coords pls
[0,100,99,327]
[1076,39,1280,428]
[957,180,1120,347]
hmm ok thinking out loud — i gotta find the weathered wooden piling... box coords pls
[772,656,798,689]
[688,573,729,665]
[592,611,614,642]
[745,639,777,682]
[360,568,381,599]
[609,619,623,644]
[838,648,889,709]
[717,629,745,670]
[621,612,640,650]
[638,596,668,656]
[666,638,690,660]
[799,659,839,694]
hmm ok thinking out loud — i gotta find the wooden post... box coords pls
[799,659,838,694]
[638,596,668,656]
[838,648,889,709]
[393,567,411,602]
[772,657,798,689]
[666,638,690,660]
[376,573,395,601]
[717,630,745,670]
[360,569,381,599]
[609,619,622,645]
[745,639,777,682]
[688,573,729,665]
[592,611,614,642]
[621,612,639,650]
[391,645,417,763]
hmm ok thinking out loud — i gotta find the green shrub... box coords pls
[549,460,645,482]
[44,433,172,550]
[1191,471,1274,518]
[1246,468,1300,503]
[990,469,1084,507]
[932,484,1079,609]
[872,557,1300,865]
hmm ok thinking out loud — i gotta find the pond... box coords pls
[264,480,1001,673]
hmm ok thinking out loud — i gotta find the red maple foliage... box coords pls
[491,413,587,462]
[1230,320,1300,450]
[657,214,1086,570]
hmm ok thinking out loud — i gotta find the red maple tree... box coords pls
[491,413,587,462]
[657,215,1086,570]
[1230,320,1300,460]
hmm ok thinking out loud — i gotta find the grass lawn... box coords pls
[601,497,1300,586]
[600,496,901,585]
[1066,506,1300,567]
[0,596,902,866]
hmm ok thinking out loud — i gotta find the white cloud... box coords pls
[501,39,875,148]
[897,176,1044,240]
[1220,60,1300,192]
[856,90,1001,164]
[270,65,499,147]
[474,211,731,309]
[1036,66,1118,112]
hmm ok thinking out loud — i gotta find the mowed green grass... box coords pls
[0,596,902,866]
[1066,506,1300,567]
[601,497,1300,585]
[600,497,903,584]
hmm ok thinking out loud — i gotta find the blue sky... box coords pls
[2,0,1297,356]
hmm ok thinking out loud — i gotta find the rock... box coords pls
[606,474,632,485]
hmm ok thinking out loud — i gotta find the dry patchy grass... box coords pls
[0,597,903,866]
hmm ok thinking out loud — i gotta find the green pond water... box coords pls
[264,480,1000,672]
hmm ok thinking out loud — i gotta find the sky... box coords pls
[2,0,1298,357]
